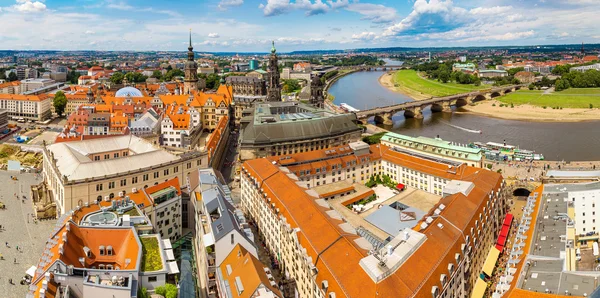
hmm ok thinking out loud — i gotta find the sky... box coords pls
[0,0,598,52]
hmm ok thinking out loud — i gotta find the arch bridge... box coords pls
[355,84,524,125]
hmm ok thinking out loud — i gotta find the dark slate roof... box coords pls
[240,112,360,145]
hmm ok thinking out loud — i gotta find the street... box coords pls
[218,127,242,204]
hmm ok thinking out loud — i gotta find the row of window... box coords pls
[94,161,201,192]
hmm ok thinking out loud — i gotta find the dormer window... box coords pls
[99,245,105,256]
[107,246,113,256]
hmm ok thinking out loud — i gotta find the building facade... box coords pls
[189,169,259,298]
[43,135,208,216]
[0,93,52,121]
[225,76,266,97]
[381,132,484,168]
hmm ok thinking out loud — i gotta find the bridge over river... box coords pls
[355,84,525,125]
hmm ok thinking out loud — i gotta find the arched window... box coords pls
[97,196,102,203]
[109,193,115,199]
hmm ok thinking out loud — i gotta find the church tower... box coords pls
[309,74,325,108]
[184,30,199,94]
[266,41,282,102]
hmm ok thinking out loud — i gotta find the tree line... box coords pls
[555,69,600,91]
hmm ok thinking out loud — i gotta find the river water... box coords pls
[328,63,600,161]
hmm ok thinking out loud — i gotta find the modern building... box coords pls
[240,142,506,298]
[239,101,362,160]
[453,63,476,72]
[189,169,262,298]
[26,188,179,298]
[42,135,208,216]
[129,177,183,241]
[477,70,508,78]
[0,109,8,131]
[19,78,57,93]
[380,132,485,168]
[248,59,259,70]
[570,63,600,73]
[266,42,282,102]
[0,93,52,121]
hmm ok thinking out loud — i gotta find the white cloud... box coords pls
[259,0,349,17]
[85,30,95,35]
[383,0,468,36]
[208,32,220,38]
[106,1,133,10]
[346,3,397,24]
[218,0,244,11]
[351,31,377,41]
[12,0,46,12]
[105,1,180,17]
[469,6,512,15]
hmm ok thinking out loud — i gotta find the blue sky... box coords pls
[0,0,598,52]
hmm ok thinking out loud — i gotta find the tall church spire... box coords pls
[184,30,198,94]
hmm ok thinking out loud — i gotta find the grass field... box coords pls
[499,89,600,108]
[392,70,486,97]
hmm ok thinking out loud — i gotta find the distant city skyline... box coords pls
[0,0,598,52]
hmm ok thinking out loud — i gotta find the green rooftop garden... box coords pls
[140,237,163,272]
[124,207,141,217]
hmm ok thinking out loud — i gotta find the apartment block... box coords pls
[241,141,507,298]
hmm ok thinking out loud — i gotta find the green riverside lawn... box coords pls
[499,89,600,108]
[392,70,486,97]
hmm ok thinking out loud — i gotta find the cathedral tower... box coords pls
[183,30,199,94]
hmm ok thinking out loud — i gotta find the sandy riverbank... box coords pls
[460,100,600,122]
[378,72,429,101]
[378,71,600,122]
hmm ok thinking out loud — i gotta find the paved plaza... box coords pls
[0,171,55,298]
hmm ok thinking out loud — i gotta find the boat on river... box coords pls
[340,103,360,112]
[469,141,544,162]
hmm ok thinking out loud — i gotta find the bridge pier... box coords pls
[405,107,423,119]
[374,112,394,125]
[441,101,452,113]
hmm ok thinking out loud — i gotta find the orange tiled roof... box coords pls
[101,96,153,105]
[219,244,283,298]
[242,143,503,298]
[0,93,49,102]
[31,220,140,287]
[159,94,190,106]
[164,105,191,130]
[206,116,228,160]
[0,80,21,89]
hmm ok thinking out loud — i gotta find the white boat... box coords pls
[340,103,360,112]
